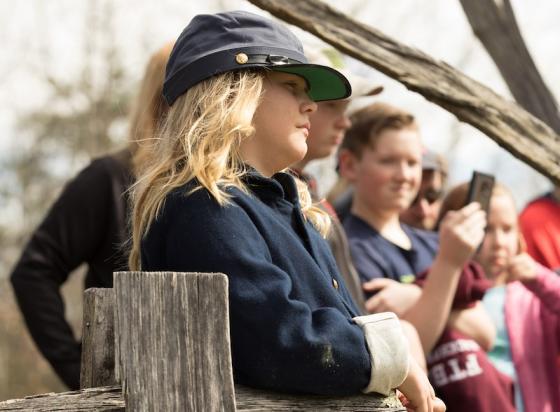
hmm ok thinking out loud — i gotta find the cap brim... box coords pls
[272,64,351,102]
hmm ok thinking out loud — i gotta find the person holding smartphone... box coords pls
[338,102,519,411]
[439,182,560,412]
[338,102,485,342]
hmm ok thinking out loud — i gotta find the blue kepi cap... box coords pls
[163,11,352,106]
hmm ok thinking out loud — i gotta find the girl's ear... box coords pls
[338,149,359,183]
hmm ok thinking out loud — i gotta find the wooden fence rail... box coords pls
[0,272,404,411]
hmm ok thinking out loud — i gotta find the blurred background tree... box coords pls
[0,0,133,398]
[459,0,560,131]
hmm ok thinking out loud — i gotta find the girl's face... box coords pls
[475,192,520,279]
[347,127,422,214]
[243,72,317,177]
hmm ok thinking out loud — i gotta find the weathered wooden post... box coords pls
[80,288,117,389]
[0,271,405,410]
[113,271,236,411]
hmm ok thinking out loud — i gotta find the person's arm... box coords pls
[447,302,496,351]
[10,159,115,389]
[507,255,560,352]
[402,203,487,355]
[142,190,410,397]
[508,255,560,314]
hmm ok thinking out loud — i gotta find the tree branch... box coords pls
[248,0,560,184]
[459,0,560,134]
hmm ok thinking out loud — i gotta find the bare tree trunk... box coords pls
[459,0,560,134]
[247,0,560,185]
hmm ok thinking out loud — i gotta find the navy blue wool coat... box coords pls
[142,171,371,395]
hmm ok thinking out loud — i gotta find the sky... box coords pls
[1,0,559,216]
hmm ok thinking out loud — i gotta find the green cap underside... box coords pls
[272,65,352,102]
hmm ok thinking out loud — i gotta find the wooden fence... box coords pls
[0,272,405,411]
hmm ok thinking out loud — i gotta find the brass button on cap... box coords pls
[332,278,339,290]
[235,52,249,64]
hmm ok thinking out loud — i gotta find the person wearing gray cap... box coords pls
[400,150,448,231]
[128,10,442,411]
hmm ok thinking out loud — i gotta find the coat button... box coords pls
[332,278,339,290]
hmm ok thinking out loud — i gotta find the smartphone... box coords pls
[465,171,495,215]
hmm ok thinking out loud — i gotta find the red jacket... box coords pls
[520,194,560,270]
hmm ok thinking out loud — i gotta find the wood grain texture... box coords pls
[80,288,117,389]
[113,271,236,411]
[248,0,560,184]
[0,384,405,411]
[0,386,124,411]
[235,385,405,411]
[5,270,403,410]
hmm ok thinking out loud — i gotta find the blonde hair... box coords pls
[129,70,330,269]
[128,42,173,176]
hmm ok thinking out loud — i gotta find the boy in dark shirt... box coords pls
[338,102,515,410]
[339,103,440,317]
[338,102,488,354]
[343,214,437,285]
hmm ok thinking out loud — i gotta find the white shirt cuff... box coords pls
[353,312,409,395]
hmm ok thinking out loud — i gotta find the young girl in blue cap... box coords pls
[128,10,443,411]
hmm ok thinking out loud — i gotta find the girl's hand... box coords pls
[506,253,537,283]
[397,358,446,412]
[437,203,486,268]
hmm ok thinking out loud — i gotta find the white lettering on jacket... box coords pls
[428,346,483,387]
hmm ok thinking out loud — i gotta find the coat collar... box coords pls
[241,168,300,206]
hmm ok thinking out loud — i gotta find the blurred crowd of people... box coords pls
[9,10,560,412]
